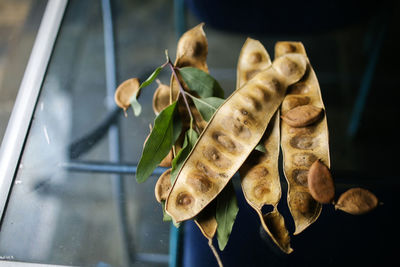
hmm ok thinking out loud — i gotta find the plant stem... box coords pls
[167,60,200,133]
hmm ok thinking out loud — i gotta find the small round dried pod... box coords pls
[155,168,172,203]
[281,104,323,127]
[159,149,173,167]
[152,80,171,115]
[335,188,378,215]
[308,160,335,204]
[114,78,140,112]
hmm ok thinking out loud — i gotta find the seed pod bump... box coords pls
[293,152,318,167]
[336,188,378,215]
[281,104,323,127]
[308,160,335,204]
[187,173,213,193]
[196,161,218,178]
[176,191,195,207]
[212,132,238,153]
[274,54,307,83]
[291,191,318,215]
[290,135,318,150]
[282,95,311,111]
[253,183,271,199]
[114,78,140,111]
[288,82,310,95]
[249,52,263,64]
[155,169,172,203]
[152,81,171,115]
[202,146,232,169]
[292,169,309,187]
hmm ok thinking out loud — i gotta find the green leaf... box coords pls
[161,201,172,221]
[254,143,267,153]
[170,128,199,183]
[190,96,224,122]
[136,101,182,183]
[179,67,224,98]
[129,65,164,117]
[130,97,142,116]
[216,181,239,251]
[138,66,163,90]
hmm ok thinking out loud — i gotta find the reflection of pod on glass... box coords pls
[237,38,292,254]
[166,53,307,223]
[277,41,330,235]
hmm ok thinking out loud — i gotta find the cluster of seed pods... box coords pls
[237,38,292,253]
[115,25,380,259]
[165,52,308,222]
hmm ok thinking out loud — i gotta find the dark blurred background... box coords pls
[0,0,399,266]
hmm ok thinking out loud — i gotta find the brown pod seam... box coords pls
[277,41,330,235]
[166,53,307,223]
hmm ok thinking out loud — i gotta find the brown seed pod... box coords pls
[166,53,307,223]
[261,208,293,254]
[308,159,335,204]
[335,188,378,215]
[277,41,330,235]
[236,38,272,88]
[114,78,140,112]
[155,168,172,203]
[152,80,173,115]
[281,104,323,128]
[159,149,173,167]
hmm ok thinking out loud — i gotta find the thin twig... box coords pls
[208,238,224,267]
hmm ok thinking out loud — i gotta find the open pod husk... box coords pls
[166,53,308,222]
[277,42,330,235]
[114,78,140,114]
[237,38,292,253]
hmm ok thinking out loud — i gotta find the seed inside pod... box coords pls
[292,169,309,187]
[290,135,318,150]
[292,152,318,167]
[281,104,323,127]
[287,82,310,95]
[291,191,318,215]
[282,95,310,111]
[176,191,195,208]
[114,78,140,111]
[202,146,232,169]
[187,172,213,193]
[196,161,218,178]
[308,160,335,204]
[335,188,378,215]
[155,169,172,203]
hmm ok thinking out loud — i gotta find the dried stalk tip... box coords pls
[335,188,378,215]
[308,160,335,204]
[114,78,140,111]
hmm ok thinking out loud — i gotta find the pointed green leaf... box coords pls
[138,66,163,90]
[179,67,224,98]
[216,181,239,251]
[161,201,172,221]
[136,101,181,183]
[190,96,224,122]
[254,143,267,153]
[170,128,199,183]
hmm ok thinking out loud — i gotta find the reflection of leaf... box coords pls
[179,67,224,98]
[130,66,163,116]
[190,96,224,122]
[216,181,239,251]
[136,101,182,183]
[170,128,199,183]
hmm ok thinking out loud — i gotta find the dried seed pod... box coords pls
[261,208,293,254]
[159,149,173,167]
[236,39,291,253]
[335,188,378,215]
[277,41,330,235]
[166,53,307,222]
[194,201,218,240]
[281,104,323,128]
[152,80,175,115]
[236,38,272,88]
[308,159,335,204]
[114,78,140,112]
[155,168,172,203]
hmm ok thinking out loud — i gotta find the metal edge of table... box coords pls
[0,0,68,222]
